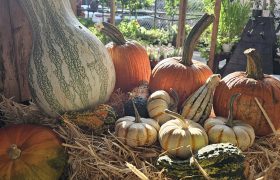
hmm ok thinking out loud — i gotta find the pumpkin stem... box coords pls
[131,98,142,123]
[226,94,241,127]
[164,109,189,129]
[98,22,126,45]
[181,13,214,66]
[244,48,264,80]
[8,144,21,160]
[169,88,179,111]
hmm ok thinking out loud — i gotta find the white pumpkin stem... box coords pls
[8,144,21,160]
[226,94,241,127]
[131,99,142,123]
[164,109,189,129]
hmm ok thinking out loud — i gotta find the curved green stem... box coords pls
[8,144,21,160]
[164,109,189,129]
[226,93,241,127]
[181,13,214,66]
[98,22,126,45]
[132,99,142,123]
[244,48,264,80]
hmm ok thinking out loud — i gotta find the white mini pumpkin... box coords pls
[147,89,178,125]
[115,100,160,147]
[158,110,208,159]
[204,94,255,151]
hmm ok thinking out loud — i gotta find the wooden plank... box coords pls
[9,0,32,102]
[176,0,188,48]
[0,0,21,101]
[110,0,116,25]
[208,0,222,71]
[71,0,77,15]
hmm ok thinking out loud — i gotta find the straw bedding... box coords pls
[0,96,279,180]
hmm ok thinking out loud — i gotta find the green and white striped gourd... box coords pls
[18,0,116,117]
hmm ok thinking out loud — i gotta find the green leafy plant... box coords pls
[219,0,251,44]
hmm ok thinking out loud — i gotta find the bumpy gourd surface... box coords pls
[19,0,115,116]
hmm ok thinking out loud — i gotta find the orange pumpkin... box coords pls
[213,48,280,136]
[0,124,67,179]
[99,22,151,92]
[149,14,213,106]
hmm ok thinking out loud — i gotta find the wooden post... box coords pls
[0,0,32,102]
[70,0,77,15]
[154,0,158,29]
[176,0,188,48]
[207,0,222,71]
[110,0,116,25]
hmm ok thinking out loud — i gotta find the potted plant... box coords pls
[252,0,263,17]
[219,36,239,53]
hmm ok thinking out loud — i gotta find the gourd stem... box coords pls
[169,88,179,110]
[99,22,126,45]
[164,109,189,129]
[181,13,214,66]
[226,94,241,127]
[8,144,21,160]
[132,99,142,123]
[244,48,264,80]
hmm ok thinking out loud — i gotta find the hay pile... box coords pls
[0,96,280,179]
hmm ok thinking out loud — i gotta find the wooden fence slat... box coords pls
[208,0,222,71]
[0,0,21,101]
[176,0,188,48]
[9,0,32,102]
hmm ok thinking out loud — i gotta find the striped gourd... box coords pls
[181,74,221,124]
[18,0,116,117]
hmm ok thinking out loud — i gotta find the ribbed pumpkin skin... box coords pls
[106,41,151,92]
[213,72,280,136]
[150,58,212,106]
[115,116,160,147]
[158,119,208,159]
[18,0,116,117]
[0,124,66,180]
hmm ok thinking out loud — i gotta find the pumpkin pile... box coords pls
[1,2,280,179]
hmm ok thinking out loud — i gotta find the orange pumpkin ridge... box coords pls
[214,48,280,136]
[149,14,214,107]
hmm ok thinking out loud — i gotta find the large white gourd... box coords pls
[18,0,116,117]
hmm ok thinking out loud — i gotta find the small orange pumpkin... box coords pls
[99,22,151,92]
[0,124,67,179]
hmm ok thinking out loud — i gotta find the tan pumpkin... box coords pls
[204,94,255,151]
[147,89,178,125]
[115,100,160,147]
[181,74,221,124]
[158,110,208,159]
